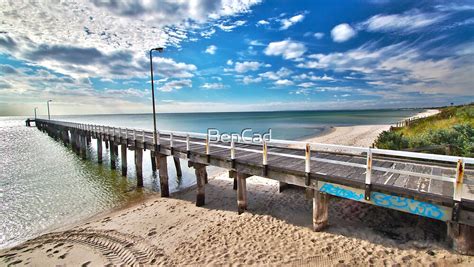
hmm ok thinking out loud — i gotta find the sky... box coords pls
[0,0,473,116]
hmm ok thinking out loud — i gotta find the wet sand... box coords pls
[5,108,470,266]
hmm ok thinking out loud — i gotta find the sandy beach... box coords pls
[4,108,471,266]
[303,109,440,147]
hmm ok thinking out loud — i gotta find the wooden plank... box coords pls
[318,181,452,221]
[429,167,444,196]
[392,163,412,188]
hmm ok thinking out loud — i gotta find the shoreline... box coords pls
[299,108,440,147]
[4,108,467,266]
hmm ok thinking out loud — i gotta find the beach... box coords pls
[4,108,471,266]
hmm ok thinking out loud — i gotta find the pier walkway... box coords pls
[31,119,474,254]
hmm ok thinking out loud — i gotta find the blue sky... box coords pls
[0,0,473,115]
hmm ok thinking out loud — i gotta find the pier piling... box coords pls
[279,181,288,193]
[313,191,329,231]
[448,222,474,255]
[151,153,157,172]
[97,137,102,164]
[121,144,127,176]
[237,172,249,214]
[110,142,117,169]
[194,163,207,207]
[135,148,143,187]
[80,134,87,160]
[158,154,170,197]
[173,157,182,178]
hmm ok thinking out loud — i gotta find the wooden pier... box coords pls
[31,119,474,254]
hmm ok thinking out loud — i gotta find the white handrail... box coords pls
[35,118,474,199]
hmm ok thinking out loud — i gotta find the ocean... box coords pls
[0,109,421,248]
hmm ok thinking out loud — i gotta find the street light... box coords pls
[47,100,52,120]
[34,107,38,120]
[149,47,164,148]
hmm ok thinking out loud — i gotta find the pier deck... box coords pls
[31,119,474,254]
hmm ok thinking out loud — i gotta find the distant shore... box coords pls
[302,109,440,147]
[4,108,467,266]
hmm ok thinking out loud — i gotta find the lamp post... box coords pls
[47,100,52,120]
[34,107,38,120]
[149,47,164,147]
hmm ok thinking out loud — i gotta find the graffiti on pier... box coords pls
[318,182,451,221]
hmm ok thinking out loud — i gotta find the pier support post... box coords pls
[97,137,103,164]
[105,140,109,149]
[229,171,237,190]
[194,163,207,207]
[62,130,69,146]
[135,148,143,187]
[158,154,169,197]
[75,133,81,155]
[80,134,87,160]
[173,157,182,178]
[313,191,329,231]
[448,222,474,255]
[151,153,157,172]
[279,181,288,193]
[237,172,250,214]
[71,131,76,153]
[110,142,117,169]
[121,144,127,176]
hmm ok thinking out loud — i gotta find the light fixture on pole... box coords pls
[149,47,164,149]
[47,100,52,120]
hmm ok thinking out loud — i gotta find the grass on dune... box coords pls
[374,104,474,157]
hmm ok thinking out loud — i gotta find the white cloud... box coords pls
[205,45,217,55]
[234,61,263,73]
[201,82,225,89]
[331,23,356,42]
[297,41,474,95]
[275,79,294,86]
[226,59,234,65]
[0,35,197,80]
[314,32,325,39]
[259,67,293,80]
[257,20,270,25]
[360,10,447,33]
[264,39,307,60]
[0,1,261,56]
[242,76,262,84]
[280,14,305,30]
[298,82,316,88]
[217,20,246,31]
[159,79,192,92]
[249,40,265,46]
[201,28,216,38]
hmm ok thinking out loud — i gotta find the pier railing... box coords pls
[36,119,473,204]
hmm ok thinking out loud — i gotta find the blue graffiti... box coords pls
[319,183,445,220]
[319,183,364,201]
[371,193,444,220]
